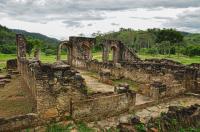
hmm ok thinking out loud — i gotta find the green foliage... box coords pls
[26,40,34,56]
[0,45,16,54]
[182,45,200,56]
[135,124,146,132]
[46,123,74,132]
[154,28,183,44]
[0,24,59,54]
[94,28,200,57]
[140,48,158,55]
[45,49,56,55]
[76,122,95,132]
[106,127,120,132]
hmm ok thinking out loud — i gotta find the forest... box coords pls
[0,24,200,57]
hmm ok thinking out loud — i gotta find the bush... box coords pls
[45,49,56,55]
[140,48,158,55]
[0,45,16,54]
[182,45,200,57]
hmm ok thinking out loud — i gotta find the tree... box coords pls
[155,29,184,56]
[26,39,34,56]
[26,39,43,56]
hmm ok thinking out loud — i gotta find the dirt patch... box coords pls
[0,75,34,118]
[78,70,114,93]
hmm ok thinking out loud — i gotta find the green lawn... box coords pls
[138,54,200,65]
[0,53,199,69]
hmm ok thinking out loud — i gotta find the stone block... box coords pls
[42,108,59,119]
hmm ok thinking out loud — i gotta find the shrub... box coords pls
[45,49,56,55]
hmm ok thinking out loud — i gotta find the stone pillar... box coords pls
[102,47,109,63]
[150,81,167,100]
[57,44,62,61]
[67,47,72,65]
[34,48,40,60]
[16,34,27,72]
[99,69,111,83]
[112,47,118,64]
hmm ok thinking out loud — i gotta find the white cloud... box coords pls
[165,8,200,32]
[0,0,200,39]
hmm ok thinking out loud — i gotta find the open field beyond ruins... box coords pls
[0,53,200,69]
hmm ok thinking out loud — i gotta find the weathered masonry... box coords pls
[1,34,199,131]
[57,37,95,65]
[0,34,137,131]
[57,36,199,99]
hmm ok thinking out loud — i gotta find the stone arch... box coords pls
[81,42,92,60]
[57,41,72,64]
[110,45,119,63]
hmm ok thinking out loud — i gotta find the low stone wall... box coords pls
[71,92,136,122]
[6,59,17,70]
[0,113,41,132]
[17,58,87,119]
[72,59,199,98]
[148,104,200,132]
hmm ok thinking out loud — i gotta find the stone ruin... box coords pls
[57,37,95,65]
[101,39,140,63]
[117,104,200,132]
[0,34,199,131]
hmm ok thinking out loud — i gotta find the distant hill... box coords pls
[95,28,200,50]
[184,33,200,45]
[12,29,59,46]
[0,24,60,54]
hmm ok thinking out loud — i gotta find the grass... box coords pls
[0,52,199,69]
[93,52,200,65]
[46,122,95,132]
[0,54,16,69]
[138,54,200,65]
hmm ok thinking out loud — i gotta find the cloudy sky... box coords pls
[0,0,200,40]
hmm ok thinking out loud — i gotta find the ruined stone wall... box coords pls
[102,40,140,63]
[72,92,136,122]
[69,36,95,61]
[6,59,17,70]
[18,59,87,119]
[72,59,199,98]
[0,114,41,132]
[16,34,138,123]
[16,34,88,119]
[148,104,200,132]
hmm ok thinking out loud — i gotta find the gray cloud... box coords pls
[63,21,82,27]
[165,9,200,32]
[0,0,200,28]
[87,23,93,27]
[111,23,119,26]
[153,16,173,20]
[130,16,151,20]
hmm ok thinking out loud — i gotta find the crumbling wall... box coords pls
[18,60,87,119]
[16,34,87,119]
[102,40,140,63]
[73,59,199,99]
[6,59,17,70]
[16,34,138,123]
[72,92,136,122]
[148,104,200,132]
[0,114,41,132]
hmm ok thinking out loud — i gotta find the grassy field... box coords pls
[138,54,200,65]
[92,52,200,64]
[0,52,199,69]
